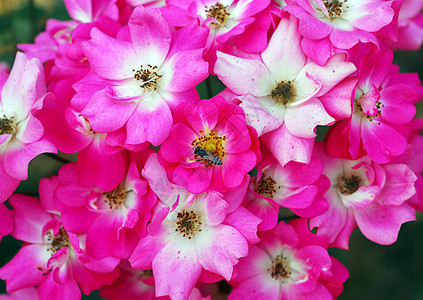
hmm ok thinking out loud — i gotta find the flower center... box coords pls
[323,0,348,19]
[254,173,279,198]
[45,226,70,254]
[339,175,361,195]
[103,184,127,209]
[355,99,383,122]
[205,3,230,27]
[138,270,153,279]
[271,81,295,105]
[268,254,291,281]
[175,210,202,239]
[191,129,226,166]
[0,116,16,135]
[133,64,162,92]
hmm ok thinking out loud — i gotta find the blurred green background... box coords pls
[0,1,422,299]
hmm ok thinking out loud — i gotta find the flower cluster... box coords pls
[0,0,422,299]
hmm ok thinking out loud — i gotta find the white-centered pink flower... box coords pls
[0,52,56,203]
[129,154,260,300]
[54,159,156,260]
[310,143,416,249]
[285,0,395,64]
[229,219,349,300]
[0,194,120,298]
[80,6,209,146]
[214,15,355,165]
[162,0,271,71]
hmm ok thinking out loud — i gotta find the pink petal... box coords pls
[238,95,284,136]
[262,16,306,81]
[219,114,251,154]
[130,234,166,270]
[349,1,394,32]
[215,51,275,97]
[129,6,170,67]
[162,49,209,93]
[223,206,261,244]
[77,137,126,191]
[285,98,334,138]
[222,151,256,188]
[153,239,202,300]
[9,194,52,243]
[81,89,138,133]
[304,54,357,97]
[361,121,407,163]
[229,273,280,300]
[173,164,213,194]
[377,164,417,206]
[195,224,248,280]
[195,192,228,227]
[125,94,173,146]
[1,52,44,120]
[3,138,56,180]
[319,77,355,121]
[0,159,20,203]
[0,244,49,293]
[38,273,81,300]
[262,124,314,166]
[354,203,415,245]
[184,100,219,134]
[82,28,137,80]
[86,212,139,259]
[380,84,416,124]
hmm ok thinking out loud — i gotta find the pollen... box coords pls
[254,173,279,198]
[355,99,383,122]
[268,254,291,282]
[205,3,230,27]
[191,129,226,167]
[133,64,162,91]
[45,226,70,253]
[103,184,127,209]
[323,0,348,19]
[175,210,202,239]
[339,175,361,195]
[0,116,16,135]
[271,81,295,105]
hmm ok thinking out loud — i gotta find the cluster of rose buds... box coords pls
[0,0,422,299]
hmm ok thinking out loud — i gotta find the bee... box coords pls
[194,146,222,165]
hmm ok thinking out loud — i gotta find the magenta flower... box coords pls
[285,0,396,65]
[0,52,56,203]
[244,153,328,231]
[54,158,157,260]
[215,15,355,165]
[310,143,416,249]
[159,95,259,194]
[229,219,348,299]
[327,50,418,164]
[80,6,209,146]
[0,194,120,298]
[252,154,325,210]
[129,153,260,300]
[161,0,271,71]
